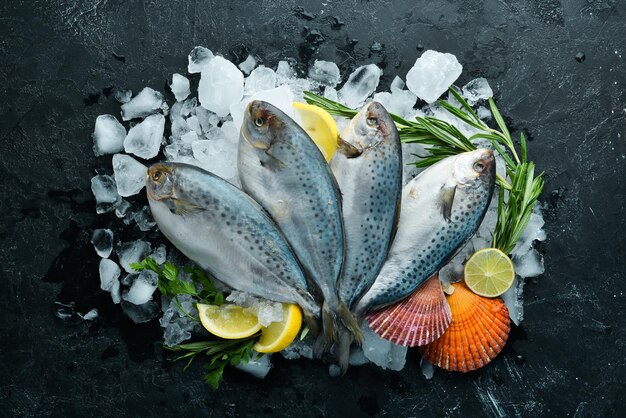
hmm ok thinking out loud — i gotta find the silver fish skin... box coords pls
[238,100,359,344]
[145,162,320,332]
[330,102,402,309]
[352,149,496,318]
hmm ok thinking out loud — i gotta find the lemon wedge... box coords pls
[464,248,515,297]
[293,102,338,161]
[253,304,303,353]
[197,303,262,339]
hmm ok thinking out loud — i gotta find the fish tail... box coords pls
[302,309,321,338]
[334,326,354,376]
[321,300,338,344]
[338,300,363,344]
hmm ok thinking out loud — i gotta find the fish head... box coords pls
[241,100,285,150]
[341,101,395,153]
[146,162,176,201]
[454,149,495,189]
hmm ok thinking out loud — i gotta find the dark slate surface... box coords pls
[1,0,625,416]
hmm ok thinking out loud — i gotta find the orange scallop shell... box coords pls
[418,282,511,372]
[366,275,452,347]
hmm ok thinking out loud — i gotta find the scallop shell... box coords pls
[366,275,452,346]
[419,282,511,372]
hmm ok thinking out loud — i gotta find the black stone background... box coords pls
[0,0,625,416]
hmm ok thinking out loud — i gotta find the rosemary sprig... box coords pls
[167,337,258,389]
[304,89,544,254]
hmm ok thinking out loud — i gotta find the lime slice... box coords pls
[464,248,515,297]
[197,303,262,339]
[293,102,338,160]
[253,304,302,353]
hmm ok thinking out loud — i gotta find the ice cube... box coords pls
[112,154,147,197]
[281,337,314,360]
[502,277,525,325]
[186,115,202,135]
[123,270,158,305]
[115,199,131,218]
[131,205,156,231]
[99,258,122,304]
[446,85,463,108]
[234,354,272,379]
[476,106,492,121]
[401,142,426,185]
[390,76,405,92]
[120,87,167,121]
[361,323,407,371]
[198,56,244,117]
[91,228,114,258]
[406,50,463,103]
[238,54,257,75]
[323,86,338,101]
[169,73,191,102]
[462,78,493,105]
[180,131,199,143]
[117,240,151,273]
[276,60,296,84]
[348,346,370,366]
[308,60,341,87]
[372,88,417,119]
[338,64,382,108]
[244,65,277,95]
[121,300,160,323]
[420,357,435,379]
[195,107,220,134]
[191,139,238,181]
[80,309,99,321]
[287,78,312,102]
[114,89,132,104]
[328,364,342,377]
[92,115,126,156]
[123,114,165,159]
[230,85,295,132]
[150,245,167,264]
[91,175,121,214]
[162,322,190,347]
[160,295,199,346]
[180,97,198,117]
[251,301,283,327]
[188,46,214,74]
[512,248,545,278]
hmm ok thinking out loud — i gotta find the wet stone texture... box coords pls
[0,0,625,416]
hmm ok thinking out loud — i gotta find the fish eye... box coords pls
[473,161,485,172]
[151,170,163,182]
[254,117,265,127]
[366,117,377,127]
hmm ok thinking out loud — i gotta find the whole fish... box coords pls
[330,102,402,310]
[238,100,360,345]
[146,162,320,334]
[352,149,496,319]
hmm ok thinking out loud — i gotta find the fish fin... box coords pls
[321,301,337,344]
[338,300,363,344]
[365,275,451,347]
[337,135,362,158]
[259,152,286,171]
[334,326,354,376]
[440,185,456,223]
[172,199,205,216]
[301,309,321,338]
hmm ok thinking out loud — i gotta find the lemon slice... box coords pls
[293,102,338,161]
[464,248,515,297]
[197,303,262,339]
[253,304,303,353]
